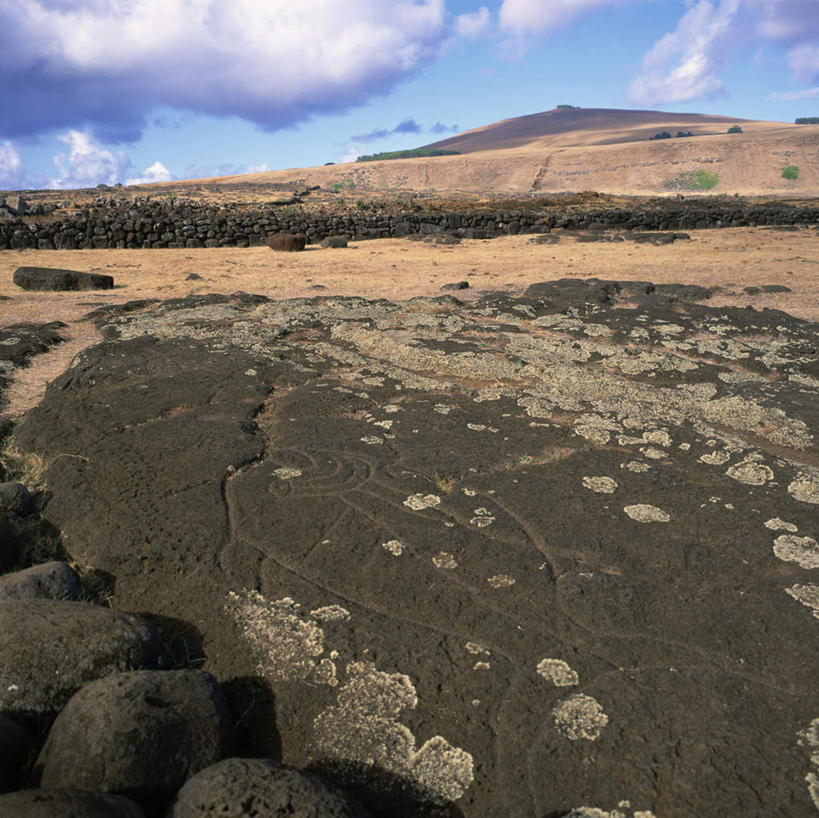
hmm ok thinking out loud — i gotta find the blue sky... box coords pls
[1,0,818,190]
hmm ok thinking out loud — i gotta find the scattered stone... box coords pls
[0,481,33,516]
[265,232,306,252]
[0,600,159,714]
[13,267,114,291]
[36,670,234,815]
[0,790,146,818]
[0,560,82,601]
[168,758,371,818]
[185,273,203,281]
[321,235,349,249]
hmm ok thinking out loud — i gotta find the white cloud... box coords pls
[770,85,819,101]
[1,0,455,139]
[50,130,130,189]
[0,140,25,189]
[499,0,617,41]
[125,161,173,186]
[629,0,742,106]
[788,44,819,81]
[456,7,491,40]
[342,143,364,164]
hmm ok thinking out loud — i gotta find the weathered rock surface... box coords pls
[0,713,32,791]
[36,670,234,815]
[0,560,81,601]
[0,789,146,817]
[12,266,114,291]
[321,235,349,248]
[169,758,371,818]
[14,280,819,816]
[265,232,306,251]
[0,322,65,412]
[0,481,33,516]
[0,600,160,715]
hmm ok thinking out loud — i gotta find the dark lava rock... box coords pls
[0,600,160,715]
[37,670,234,816]
[0,789,146,817]
[441,281,470,291]
[12,285,819,817]
[168,758,371,818]
[321,235,349,249]
[13,267,114,291]
[744,286,762,295]
[761,284,793,293]
[0,481,33,516]
[0,323,66,413]
[0,560,82,601]
[0,713,32,791]
[185,273,203,281]
[265,232,306,252]
[0,513,21,570]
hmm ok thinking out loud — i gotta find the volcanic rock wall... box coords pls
[1,199,817,250]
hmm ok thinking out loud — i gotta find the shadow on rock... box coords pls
[139,613,205,672]
[220,675,281,759]
[308,758,467,818]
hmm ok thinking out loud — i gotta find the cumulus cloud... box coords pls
[125,161,173,186]
[0,140,25,189]
[430,121,460,134]
[0,0,454,141]
[352,118,437,143]
[499,0,618,42]
[629,0,742,106]
[455,7,491,39]
[50,130,131,189]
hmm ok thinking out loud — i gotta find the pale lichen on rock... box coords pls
[536,658,579,687]
[582,476,618,494]
[552,694,609,741]
[623,504,670,523]
[773,535,819,569]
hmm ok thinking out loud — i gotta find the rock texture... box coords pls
[169,758,371,818]
[12,266,114,291]
[0,600,160,715]
[265,232,306,252]
[0,789,146,818]
[36,670,234,814]
[0,560,82,601]
[13,280,819,817]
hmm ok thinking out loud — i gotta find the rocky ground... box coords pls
[0,271,817,816]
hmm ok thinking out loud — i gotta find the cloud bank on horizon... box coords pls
[1,0,818,188]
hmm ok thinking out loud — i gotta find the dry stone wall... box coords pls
[1,199,817,250]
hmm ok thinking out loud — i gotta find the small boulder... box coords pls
[168,758,371,818]
[441,281,470,291]
[265,232,306,252]
[320,235,349,249]
[37,670,234,815]
[0,789,146,817]
[185,273,203,281]
[0,481,33,516]
[13,267,114,291]
[0,561,82,601]
[0,713,32,791]
[0,599,159,714]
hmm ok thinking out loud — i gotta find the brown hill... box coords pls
[167,107,819,197]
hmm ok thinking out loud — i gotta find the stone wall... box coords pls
[1,199,817,250]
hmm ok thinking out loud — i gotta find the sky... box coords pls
[1,0,819,190]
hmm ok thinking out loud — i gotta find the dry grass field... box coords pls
[2,226,817,417]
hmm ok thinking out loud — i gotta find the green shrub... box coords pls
[356,148,460,162]
[727,125,743,134]
[663,169,720,191]
[795,117,819,124]
[782,165,799,180]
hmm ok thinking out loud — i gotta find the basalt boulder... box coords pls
[265,232,306,252]
[13,267,114,291]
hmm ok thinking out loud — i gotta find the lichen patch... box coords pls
[404,493,441,510]
[726,459,774,486]
[273,467,303,479]
[765,518,798,532]
[313,661,474,804]
[488,574,516,588]
[785,584,819,620]
[623,504,670,523]
[382,539,406,556]
[552,694,609,741]
[536,658,580,687]
[583,476,618,494]
[788,470,819,505]
[432,551,458,569]
[773,535,819,569]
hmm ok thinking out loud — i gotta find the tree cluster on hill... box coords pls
[650,131,694,140]
[727,125,743,134]
[795,117,819,124]
[355,148,460,162]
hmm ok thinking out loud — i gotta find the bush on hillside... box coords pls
[663,169,720,191]
[355,149,460,162]
[795,117,819,124]
[727,125,743,134]
[782,165,799,180]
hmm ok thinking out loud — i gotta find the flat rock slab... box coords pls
[15,281,819,817]
[13,266,114,291]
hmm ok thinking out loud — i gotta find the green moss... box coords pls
[782,165,799,180]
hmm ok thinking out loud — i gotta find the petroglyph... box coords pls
[536,658,580,687]
[313,661,474,804]
[552,694,609,741]
[773,535,819,569]
[623,504,670,523]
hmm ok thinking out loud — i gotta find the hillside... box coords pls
[169,107,819,197]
